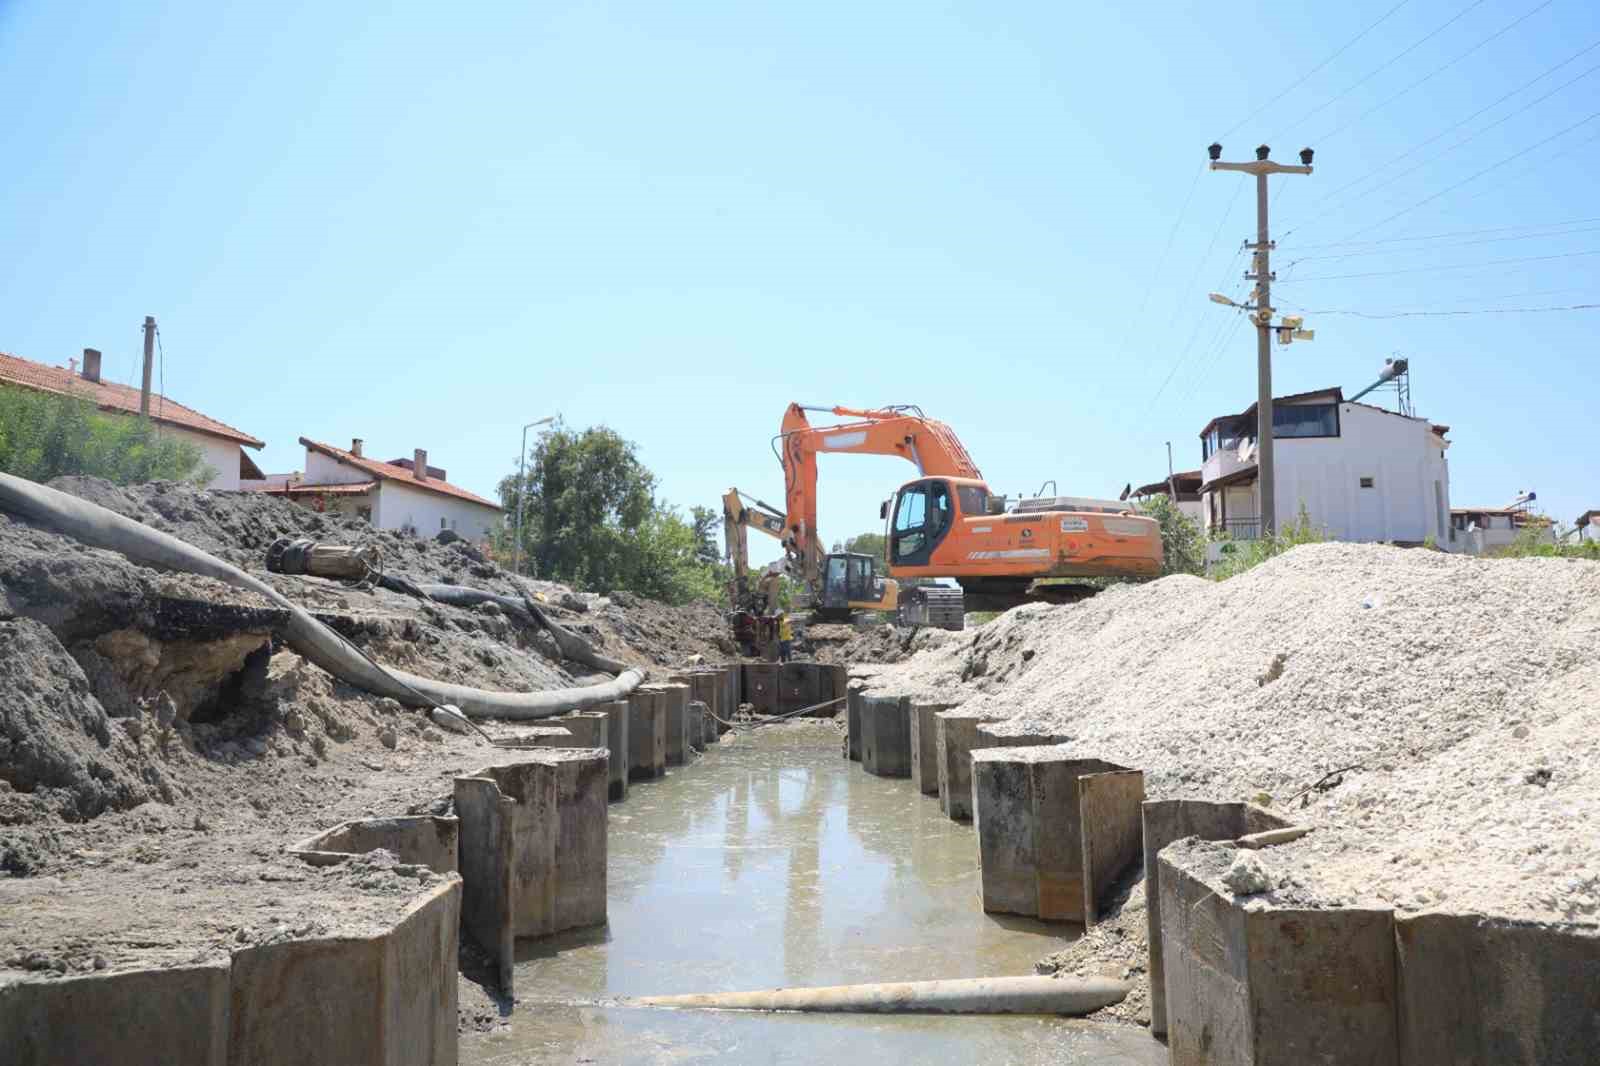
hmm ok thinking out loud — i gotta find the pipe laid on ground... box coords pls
[0,472,641,719]
[632,975,1129,1016]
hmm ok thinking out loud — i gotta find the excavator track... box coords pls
[896,586,966,631]
[957,578,1100,615]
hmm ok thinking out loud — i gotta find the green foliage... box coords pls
[1492,522,1600,560]
[831,531,886,564]
[1209,504,1327,581]
[496,421,725,604]
[0,384,212,486]
[1133,494,1207,577]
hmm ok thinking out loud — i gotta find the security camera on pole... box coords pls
[1205,142,1313,538]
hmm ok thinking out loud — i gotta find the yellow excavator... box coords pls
[722,488,897,654]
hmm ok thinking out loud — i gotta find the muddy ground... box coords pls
[0,477,735,1029]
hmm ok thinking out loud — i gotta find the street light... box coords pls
[512,416,556,576]
[1208,292,1239,307]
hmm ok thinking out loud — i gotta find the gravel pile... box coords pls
[866,542,1600,927]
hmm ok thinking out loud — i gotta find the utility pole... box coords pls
[1206,143,1313,537]
[512,416,556,575]
[139,316,156,417]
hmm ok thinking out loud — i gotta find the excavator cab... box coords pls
[814,552,898,621]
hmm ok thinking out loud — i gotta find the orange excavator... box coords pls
[777,404,1162,620]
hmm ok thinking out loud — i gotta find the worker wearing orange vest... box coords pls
[776,612,794,663]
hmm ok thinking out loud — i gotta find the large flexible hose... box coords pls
[633,975,1129,1015]
[0,473,642,719]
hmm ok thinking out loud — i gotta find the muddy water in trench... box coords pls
[463,722,1163,1065]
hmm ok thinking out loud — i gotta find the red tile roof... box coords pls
[299,438,503,511]
[0,351,264,448]
[251,480,378,497]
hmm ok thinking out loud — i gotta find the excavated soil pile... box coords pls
[864,543,1600,1021]
[803,620,955,664]
[0,477,731,993]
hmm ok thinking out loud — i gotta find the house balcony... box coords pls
[1201,442,1256,489]
[1210,517,1262,542]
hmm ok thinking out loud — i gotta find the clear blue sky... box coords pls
[3,1,1596,561]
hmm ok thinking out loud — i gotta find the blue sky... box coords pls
[2,1,1595,562]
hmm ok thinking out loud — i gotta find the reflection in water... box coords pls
[463,723,1164,1065]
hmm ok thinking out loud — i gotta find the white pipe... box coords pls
[633,975,1129,1016]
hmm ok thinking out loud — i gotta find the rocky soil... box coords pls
[861,542,1600,1020]
[0,477,735,1029]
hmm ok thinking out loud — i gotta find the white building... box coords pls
[249,437,503,542]
[1197,387,1452,550]
[0,348,264,489]
[1121,470,1204,528]
[1575,510,1600,544]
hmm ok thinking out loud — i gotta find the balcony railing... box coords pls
[1211,517,1262,542]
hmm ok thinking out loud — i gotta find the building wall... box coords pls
[1201,404,1450,546]
[1272,404,1449,544]
[305,451,373,487]
[1580,520,1600,544]
[164,426,245,491]
[372,479,500,541]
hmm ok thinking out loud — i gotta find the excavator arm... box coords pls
[777,404,981,587]
[722,487,787,615]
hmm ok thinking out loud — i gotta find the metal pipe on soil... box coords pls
[632,975,1129,1016]
[0,472,641,719]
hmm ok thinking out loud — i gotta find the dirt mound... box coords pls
[867,542,1600,927]
[804,621,954,665]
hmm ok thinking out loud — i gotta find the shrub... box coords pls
[0,385,212,485]
[1210,504,1326,580]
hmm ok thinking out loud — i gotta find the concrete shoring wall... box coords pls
[933,708,1003,820]
[658,682,691,766]
[1395,913,1600,1066]
[860,695,912,778]
[687,699,709,751]
[2,961,231,1066]
[453,775,516,990]
[909,701,955,796]
[545,710,609,751]
[289,816,460,876]
[970,749,1137,922]
[599,699,630,801]
[1160,841,1399,1066]
[743,662,779,714]
[1141,799,1291,1036]
[627,687,667,781]
[2,879,463,1066]
[845,683,864,761]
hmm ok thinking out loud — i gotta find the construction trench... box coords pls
[2,477,1597,1064]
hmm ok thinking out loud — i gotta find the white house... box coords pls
[249,437,503,542]
[0,348,264,489]
[1197,387,1452,550]
[1575,510,1600,544]
[1121,470,1204,528]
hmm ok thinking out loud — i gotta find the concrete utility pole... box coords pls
[139,316,156,417]
[1207,144,1313,537]
[513,416,556,575]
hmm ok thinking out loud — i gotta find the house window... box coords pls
[1359,476,1375,489]
[441,517,448,529]
[1273,403,1340,439]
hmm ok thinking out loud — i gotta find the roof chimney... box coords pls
[81,348,102,384]
[351,438,364,458]
[413,449,427,480]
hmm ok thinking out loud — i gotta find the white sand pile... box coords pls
[866,542,1600,925]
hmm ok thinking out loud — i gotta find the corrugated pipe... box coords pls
[0,473,641,719]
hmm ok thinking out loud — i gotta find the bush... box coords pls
[1492,523,1600,561]
[0,385,212,485]
[1134,494,1207,577]
[1210,504,1326,580]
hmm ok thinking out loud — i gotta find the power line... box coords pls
[1149,191,1247,405]
[1461,125,1600,202]
[1331,108,1600,242]
[1278,301,1599,318]
[1220,0,1414,139]
[1266,0,1488,143]
[1281,216,1600,252]
[1289,55,1600,235]
[1287,248,1600,281]
[1133,162,1206,321]
[1285,223,1600,262]
[1312,0,1557,143]
[1292,38,1600,222]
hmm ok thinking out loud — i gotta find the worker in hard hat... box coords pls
[776,611,794,663]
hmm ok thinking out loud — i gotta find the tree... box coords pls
[1133,494,1207,577]
[0,385,211,486]
[690,505,722,564]
[495,421,725,604]
[831,531,886,564]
